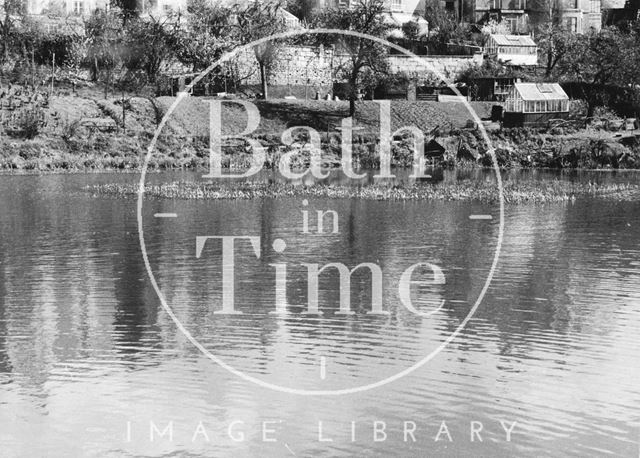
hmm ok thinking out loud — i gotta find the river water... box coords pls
[0,170,639,457]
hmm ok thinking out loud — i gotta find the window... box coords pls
[564,17,578,32]
[73,0,84,15]
[390,0,402,10]
[537,83,554,93]
[490,0,526,8]
[590,0,599,12]
[557,0,578,8]
[505,0,526,9]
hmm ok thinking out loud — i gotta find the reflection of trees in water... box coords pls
[461,199,640,360]
[553,201,640,334]
[0,186,128,387]
[112,205,160,359]
[455,204,572,359]
[0,250,12,374]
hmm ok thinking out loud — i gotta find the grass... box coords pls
[153,97,494,138]
[3,91,640,172]
[88,179,640,203]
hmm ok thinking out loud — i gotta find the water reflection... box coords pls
[0,172,638,457]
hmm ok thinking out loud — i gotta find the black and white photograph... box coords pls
[0,0,639,456]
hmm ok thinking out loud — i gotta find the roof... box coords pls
[513,83,568,101]
[425,139,445,157]
[488,34,536,47]
[385,12,429,25]
[385,12,429,38]
[279,9,301,28]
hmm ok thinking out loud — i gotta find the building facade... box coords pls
[23,0,601,33]
[473,0,530,33]
[23,0,248,17]
[552,0,602,32]
[313,0,601,34]
[315,0,425,13]
[24,0,108,16]
[472,0,601,33]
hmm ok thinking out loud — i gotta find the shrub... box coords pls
[60,118,82,143]
[6,106,44,139]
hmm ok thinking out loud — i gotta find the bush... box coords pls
[60,117,83,149]
[6,106,44,139]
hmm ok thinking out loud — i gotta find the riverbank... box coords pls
[89,180,640,203]
[3,93,640,171]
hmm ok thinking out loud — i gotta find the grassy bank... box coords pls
[89,180,640,203]
[3,93,640,172]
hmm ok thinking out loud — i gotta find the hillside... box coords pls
[152,97,495,138]
[1,92,639,171]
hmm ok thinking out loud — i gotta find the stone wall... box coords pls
[199,45,484,97]
[386,54,484,82]
[239,45,483,87]
[238,45,335,95]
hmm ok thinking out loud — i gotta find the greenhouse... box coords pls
[503,82,570,126]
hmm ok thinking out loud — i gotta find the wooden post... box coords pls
[51,53,55,96]
[122,89,126,131]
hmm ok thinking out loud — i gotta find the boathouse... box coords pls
[503,82,570,127]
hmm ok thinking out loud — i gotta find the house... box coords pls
[23,0,108,16]
[485,34,537,66]
[472,0,602,34]
[315,0,426,15]
[552,0,602,33]
[22,0,301,24]
[503,82,570,127]
[474,0,530,33]
[313,0,428,37]
[602,0,638,26]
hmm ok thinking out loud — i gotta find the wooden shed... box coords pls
[471,76,520,101]
[485,34,538,66]
[503,82,570,127]
[425,139,446,158]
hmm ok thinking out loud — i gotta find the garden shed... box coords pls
[485,34,538,66]
[503,82,570,127]
[471,76,521,101]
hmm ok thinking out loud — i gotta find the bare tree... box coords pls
[0,0,26,62]
[174,0,237,73]
[122,15,178,83]
[557,27,637,118]
[536,24,578,78]
[234,0,288,100]
[313,0,391,115]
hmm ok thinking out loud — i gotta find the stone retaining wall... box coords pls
[238,45,335,92]
[386,54,484,82]
[237,45,483,93]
